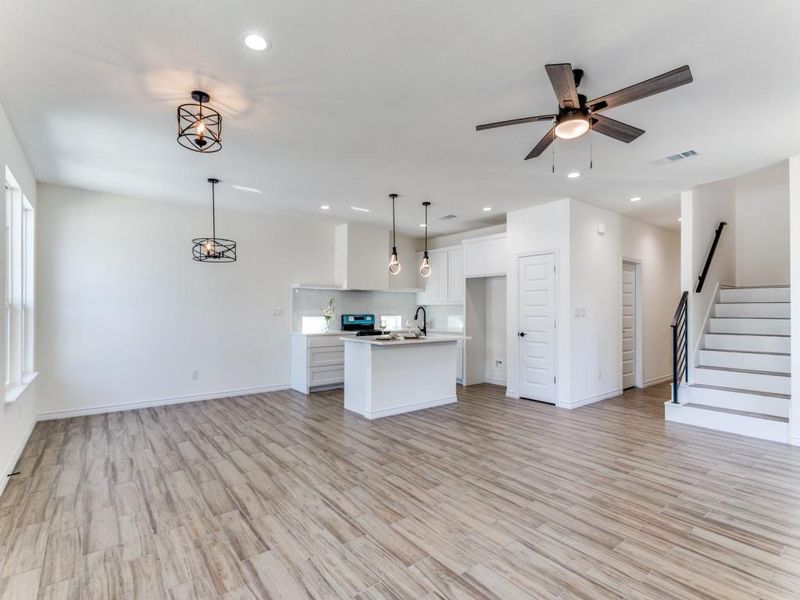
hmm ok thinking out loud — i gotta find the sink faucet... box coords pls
[413,306,427,337]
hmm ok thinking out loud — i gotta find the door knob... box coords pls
[518,332,526,337]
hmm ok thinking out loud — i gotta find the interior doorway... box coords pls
[622,260,643,389]
[517,252,556,404]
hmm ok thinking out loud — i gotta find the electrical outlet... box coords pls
[273,307,283,316]
[191,370,199,381]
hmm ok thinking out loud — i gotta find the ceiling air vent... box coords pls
[438,214,458,221]
[651,149,701,166]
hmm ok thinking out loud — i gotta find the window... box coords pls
[4,166,36,402]
[379,315,403,331]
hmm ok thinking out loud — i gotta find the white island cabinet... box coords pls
[290,332,356,393]
[342,336,461,419]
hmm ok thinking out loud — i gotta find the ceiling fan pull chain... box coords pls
[551,128,556,174]
[589,121,593,170]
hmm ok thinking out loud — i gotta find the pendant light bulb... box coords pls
[420,253,431,278]
[389,248,402,275]
[388,193,401,275]
[419,201,432,278]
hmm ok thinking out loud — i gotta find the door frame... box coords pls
[621,258,644,389]
[514,250,559,404]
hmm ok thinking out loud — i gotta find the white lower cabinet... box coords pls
[456,339,464,382]
[291,333,355,393]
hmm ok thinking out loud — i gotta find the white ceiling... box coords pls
[2,0,800,235]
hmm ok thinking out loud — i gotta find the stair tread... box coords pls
[716,301,790,305]
[711,317,790,320]
[695,365,790,377]
[689,383,791,399]
[706,332,790,338]
[700,348,790,356]
[683,403,789,422]
[720,285,790,289]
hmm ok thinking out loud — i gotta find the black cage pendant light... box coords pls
[192,178,237,262]
[177,91,222,153]
[388,193,401,275]
[420,201,432,278]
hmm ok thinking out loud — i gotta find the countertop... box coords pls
[290,331,357,336]
[341,335,466,346]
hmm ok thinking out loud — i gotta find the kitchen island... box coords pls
[342,336,462,419]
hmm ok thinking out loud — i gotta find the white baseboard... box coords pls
[558,388,622,410]
[483,377,507,386]
[505,388,519,399]
[0,417,37,496]
[361,396,457,419]
[791,435,800,447]
[643,374,672,388]
[36,384,290,421]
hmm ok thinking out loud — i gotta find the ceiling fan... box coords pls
[476,63,693,160]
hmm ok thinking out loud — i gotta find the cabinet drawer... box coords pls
[308,336,349,348]
[309,365,344,387]
[309,347,344,367]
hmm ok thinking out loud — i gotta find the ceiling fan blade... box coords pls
[589,65,693,112]
[545,63,580,109]
[524,127,555,160]
[476,114,555,131]
[591,114,644,143]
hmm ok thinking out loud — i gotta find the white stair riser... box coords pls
[664,403,788,443]
[683,386,790,418]
[719,287,790,303]
[693,368,790,395]
[697,350,790,373]
[703,334,790,354]
[709,318,790,335]
[714,303,790,318]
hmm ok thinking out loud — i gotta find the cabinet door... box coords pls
[456,339,464,382]
[447,247,465,303]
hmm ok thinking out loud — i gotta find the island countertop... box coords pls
[340,335,466,346]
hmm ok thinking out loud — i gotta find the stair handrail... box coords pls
[695,221,727,293]
[671,291,689,403]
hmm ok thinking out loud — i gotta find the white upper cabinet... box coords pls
[446,246,465,303]
[417,246,463,305]
[463,234,507,278]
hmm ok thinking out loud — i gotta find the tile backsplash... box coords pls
[292,288,419,331]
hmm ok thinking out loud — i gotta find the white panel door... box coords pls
[518,253,556,403]
[622,262,637,389]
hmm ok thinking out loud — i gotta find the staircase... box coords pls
[665,285,791,443]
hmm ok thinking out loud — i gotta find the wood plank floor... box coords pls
[2,383,800,599]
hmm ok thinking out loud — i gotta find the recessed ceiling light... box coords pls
[243,33,269,51]
[232,184,262,193]
[320,205,330,210]
[678,217,683,222]
[482,207,492,212]
[629,196,641,202]
[419,223,427,228]
[350,206,370,213]
[567,171,581,179]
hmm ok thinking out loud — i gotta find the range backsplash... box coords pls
[292,288,419,331]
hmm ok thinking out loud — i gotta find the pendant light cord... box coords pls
[211,180,216,241]
[391,194,397,248]
[424,203,428,251]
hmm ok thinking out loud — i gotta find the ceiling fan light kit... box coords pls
[477,63,693,162]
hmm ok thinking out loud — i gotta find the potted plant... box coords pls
[322,297,335,332]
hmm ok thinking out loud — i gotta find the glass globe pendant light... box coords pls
[388,193,402,275]
[192,178,237,262]
[419,201,432,278]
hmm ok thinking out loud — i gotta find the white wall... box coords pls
[734,162,789,286]
[428,223,506,250]
[36,184,336,418]
[506,198,679,408]
[622,217,682,386]
[484,276,506,385]
[0,101,39,489]
[789,157,800,446]
[681,180,737,371]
